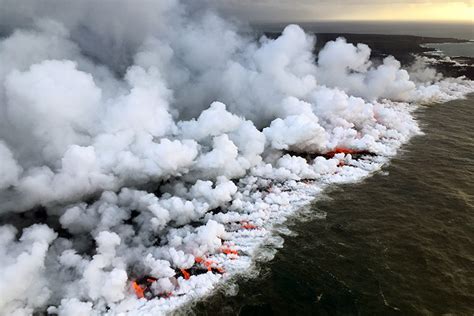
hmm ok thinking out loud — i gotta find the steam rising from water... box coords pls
[0,1,472,315]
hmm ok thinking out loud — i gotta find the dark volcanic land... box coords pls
[266,32,474,80]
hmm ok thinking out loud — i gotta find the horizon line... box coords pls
[250,19,474,25]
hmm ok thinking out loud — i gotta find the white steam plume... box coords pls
[0,0,472,315]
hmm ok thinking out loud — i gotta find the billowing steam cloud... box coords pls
[0,0,472,315]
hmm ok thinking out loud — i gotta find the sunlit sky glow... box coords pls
[211,0,474,23]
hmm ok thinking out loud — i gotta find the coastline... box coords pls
[288,32,473,79]
[1,25,473,315]
[193,93,474,315]
[139,92,473,315]
[170,33,474,314]
[42,34,474,315]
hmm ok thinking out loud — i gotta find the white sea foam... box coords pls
[0,1,473,315]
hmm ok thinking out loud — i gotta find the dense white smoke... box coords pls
[0,0,472,315]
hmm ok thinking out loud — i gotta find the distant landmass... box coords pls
[255,21,474,40]
[264,31,474,80]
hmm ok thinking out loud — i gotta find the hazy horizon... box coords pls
[210,0,474,24]
[210,1,473,40]
[250,20,474,40]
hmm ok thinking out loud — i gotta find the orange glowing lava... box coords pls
[221,246,238,256]
[180,268,190,280]
[325,147,359,157]
[131,281,144,299]
[194,256,225,273]
[241,221,257,230]
[203,259,217,271]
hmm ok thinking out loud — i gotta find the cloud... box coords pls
[0,0,472,314]
[207,0,473,22]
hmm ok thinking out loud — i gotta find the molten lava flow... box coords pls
[193,256,225,274]
[195,256,215,270]
[180,268,190,280]
[324,147,373,158]
[194,256,204,263]
[146,277,157,283]
[325,147,358,157]
[203,259,216,271]
[241,221,257,230]
[221,247,238,256]
[131,281,144,299]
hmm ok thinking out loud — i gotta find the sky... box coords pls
[210,0,474,23]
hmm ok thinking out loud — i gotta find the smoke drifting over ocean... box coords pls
[0,1,472,315]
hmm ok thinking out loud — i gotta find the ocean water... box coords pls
[192,95,474,315]
[423,42,474,58]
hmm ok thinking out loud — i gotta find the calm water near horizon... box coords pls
[191,95,474,315]
[423,42,474,58]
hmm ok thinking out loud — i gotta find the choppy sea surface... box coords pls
[191,95,474,315]
[423,42,474,58]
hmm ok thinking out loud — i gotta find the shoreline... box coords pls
[269,32,474,80]
[128,91,474,315]
[253,21,474,41]
[1,23,474,315]
[192,93,474,315]
[311,33,474,80]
